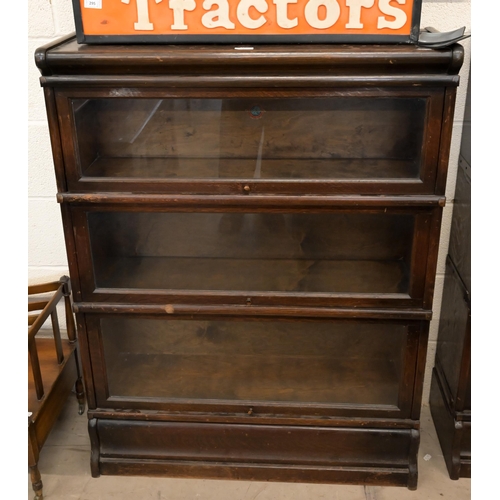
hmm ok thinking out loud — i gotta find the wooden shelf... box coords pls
[74,95,425,186]
[83,156,419,180]
[95,256,410,294]
[106,352,401,405]
[102,317,405,405]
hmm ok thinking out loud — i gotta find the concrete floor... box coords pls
[28,398,471,500]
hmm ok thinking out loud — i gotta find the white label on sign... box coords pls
[84,0,102,8]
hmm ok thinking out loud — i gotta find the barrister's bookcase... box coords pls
[35,35,463,489]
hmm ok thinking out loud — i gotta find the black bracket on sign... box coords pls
[418,26,471,49]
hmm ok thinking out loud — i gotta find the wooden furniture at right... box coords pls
[430,68,471,479]
[28,276,85,500]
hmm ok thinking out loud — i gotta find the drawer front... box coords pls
[96,419,413,468]
[85,314,422,418]
[69,205,439,309]
[56,88,445,195]
[94,419,415,486]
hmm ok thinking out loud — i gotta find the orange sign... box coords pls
[74,0,421,43]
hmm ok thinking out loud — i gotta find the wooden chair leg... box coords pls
[75,376,85,415]
[29,465,43,500]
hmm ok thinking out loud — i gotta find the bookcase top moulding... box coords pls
[35,32,464,85]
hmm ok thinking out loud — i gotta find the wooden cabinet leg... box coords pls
[29,465,43,500]
[407,429,420,490]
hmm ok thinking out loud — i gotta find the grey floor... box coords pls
[29,398,471,500]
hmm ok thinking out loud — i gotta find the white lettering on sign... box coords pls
[378,0,407,29]
[202,0,236,29]
[84,0,102,8]
[304,0,341,29]
[346,0,375,29]
[273,0,298,29]
[237,0,269,30]
[122,0,163,31]
[116,0,410,33]
[170,0,197,30]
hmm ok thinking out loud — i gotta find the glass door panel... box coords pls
[88,211,415,295]
[72,97,426,182]
[99,316,408,407]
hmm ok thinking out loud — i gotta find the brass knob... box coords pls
[243,185,251,194]
[248,407,253,415]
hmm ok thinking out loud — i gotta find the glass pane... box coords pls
[101,317,407,406]
[88,211,414,294]
[73,98,426,181]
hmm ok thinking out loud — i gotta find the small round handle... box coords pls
[253,105,262,115]
[243,185,251,194]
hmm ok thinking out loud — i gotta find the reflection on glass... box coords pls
[73,98,426,180]
[101,317,407,405]
[88,211,414,294]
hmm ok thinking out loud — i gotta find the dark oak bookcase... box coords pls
[35,35,463,489]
